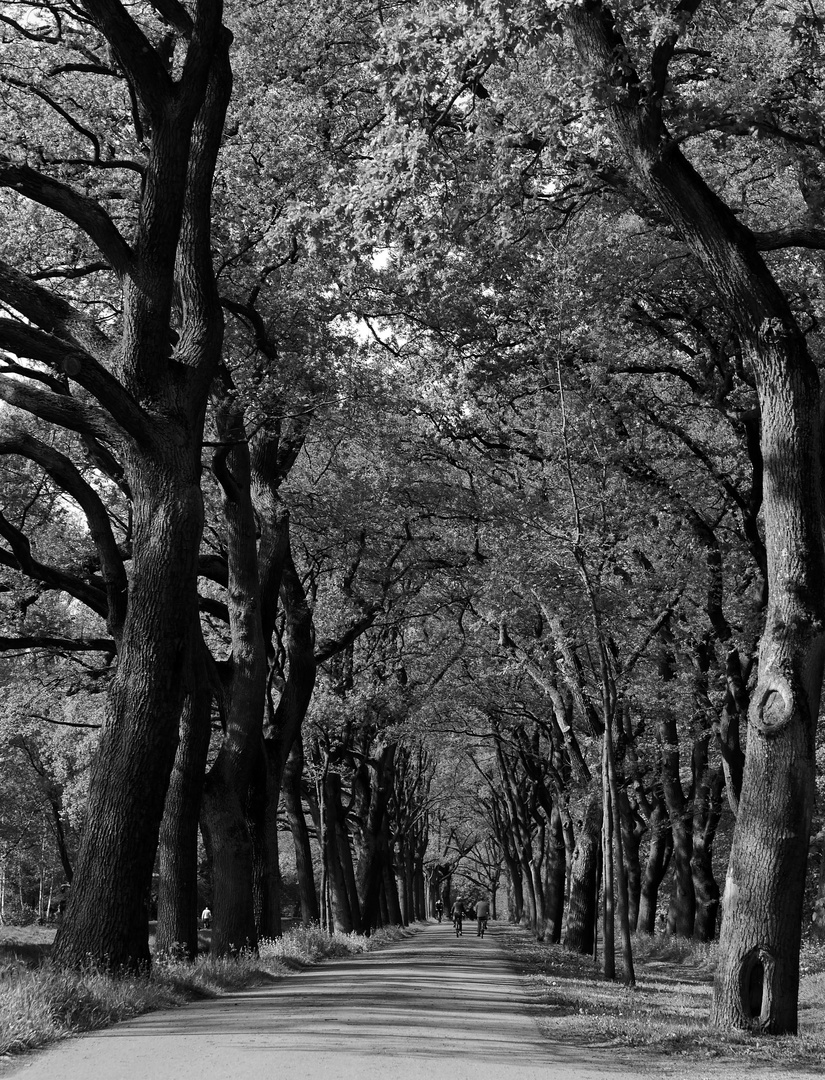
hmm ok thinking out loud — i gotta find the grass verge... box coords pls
[498,926,825,1077]
[0,922,416,1058]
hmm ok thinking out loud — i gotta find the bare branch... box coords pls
[0,161,135,277]
[0,635,114,652]
[0,321,154,443]
[79,0,175,122]
[0,375,116,440]
[650,0,706,100]
[0,430,128,635]
[147,0,193,34]
[754,227,825,251]
[0,525,108,617]
[0,258,111,359]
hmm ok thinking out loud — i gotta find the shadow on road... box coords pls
[102,927,554,1065]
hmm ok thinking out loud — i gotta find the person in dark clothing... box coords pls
[475,897,490,936]
[451,898,464,936]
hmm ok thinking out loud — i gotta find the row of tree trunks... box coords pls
[565,0,825,1033]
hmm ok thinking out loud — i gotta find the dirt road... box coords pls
[5,923,647,1080]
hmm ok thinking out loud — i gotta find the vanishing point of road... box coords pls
[6,922,666,1080]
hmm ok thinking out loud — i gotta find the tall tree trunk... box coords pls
[812,841,825,940]
[544,805,566,943]
[334,786,363,934]
[530,857,547,941]
[619,791,643,933]
[156,643,213,958]
[520,862,537,930]
[564,793,601,954]
[352,744,396,933]
[691,734,724,943]
[414,863,426,921]
[54,454,209,969]
[381,818,403,926]
[601,729,616,981]
[323,774,355,934]
[606,712,635,985]
[259,508,316,935]
[200,403,267,957]
[248,749,282,940]
[49,4,232,971]
[638,797,673,935]
[504,851,523,922]
[659,714,695,938]
[283,741,319,924]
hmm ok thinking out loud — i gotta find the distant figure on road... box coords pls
[475,898,490,937]
[434,898,444,922]
[201,906,211,929]
[451,898,464,937]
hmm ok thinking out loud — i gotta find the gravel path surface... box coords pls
[5,922,650,1080]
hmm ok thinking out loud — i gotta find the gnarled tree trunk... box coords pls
[637,797,672,935]
[50,0,231,972]
[564,793,601,954]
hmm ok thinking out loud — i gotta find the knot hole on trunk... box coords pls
[754,676,793,735]
[738,946,775,1030]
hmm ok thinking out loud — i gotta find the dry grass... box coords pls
[499,927,825,1077]
[0,922,418,1058]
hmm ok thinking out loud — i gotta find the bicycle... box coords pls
[453,913,463,937]
[477,915,488,938]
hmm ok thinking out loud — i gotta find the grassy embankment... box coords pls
[500,926,825,1077]
[0,921,414,1058]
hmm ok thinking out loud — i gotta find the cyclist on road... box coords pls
[451,897,464,937]
[434,898,444,922]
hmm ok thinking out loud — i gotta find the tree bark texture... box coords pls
[249,749,282,940]
[54,447,209,969]
[352,744,396,933]
[156,639,214,958]
[619,791,643,933]
[200,404,267,957]
[544,805,566,943]
[691,735,724,943]
[283,741,319,924]
[637,797,673,935]
[564,793,601,953]
[381,818,403,926]
[323,773,356,934]
[258,512,317,936]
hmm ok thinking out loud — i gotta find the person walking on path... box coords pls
[475,897,490,937]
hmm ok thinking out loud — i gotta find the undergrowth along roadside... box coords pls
[498,926,825,1076]
[0,923,417,1058]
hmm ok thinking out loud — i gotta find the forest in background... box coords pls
[1,0,825,1038]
